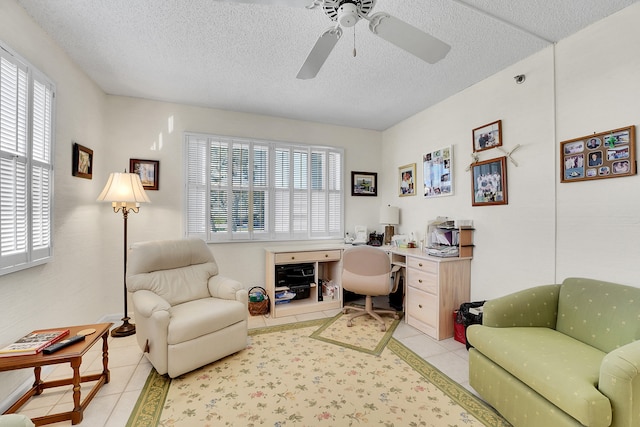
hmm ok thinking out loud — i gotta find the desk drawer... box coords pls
[407,257,438,274]
[274,250,341,264]
[407,269,438,295]
[407,287,437,329]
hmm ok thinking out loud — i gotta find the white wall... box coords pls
[0,0,110,402]
[102,96,382,287]
[381,2,640,298]
[382,48,558,299]
[555,3,640,284]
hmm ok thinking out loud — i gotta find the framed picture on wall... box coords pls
[423,145,453,198]
[130,159,160,190]
[560,125,635,182]
[351,171,377,196]
[399,163,416,197]
[472,120,502,152]
[471,156,508,206]
[72,142,93,179]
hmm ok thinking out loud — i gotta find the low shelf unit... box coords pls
[265,245,344,318]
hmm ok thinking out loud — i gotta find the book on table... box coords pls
[0,329,70,357]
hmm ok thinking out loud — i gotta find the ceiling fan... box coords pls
[214,0,451,79]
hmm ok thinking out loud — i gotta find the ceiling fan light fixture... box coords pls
[337,2,359,27]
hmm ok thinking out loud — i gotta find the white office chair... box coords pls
[341,245,402,331]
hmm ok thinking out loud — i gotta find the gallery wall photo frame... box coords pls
[130,158,160,190]
[423,145,453,198]
[471,156,508,206]
[399,163,416,197]
[560,125,636,183]
[72,142,93,179]
[472,120,502,153]
[351,171,377,196]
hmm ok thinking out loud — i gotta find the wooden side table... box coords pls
[0,323,112,426]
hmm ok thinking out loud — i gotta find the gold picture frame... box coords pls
[399,163,416,197]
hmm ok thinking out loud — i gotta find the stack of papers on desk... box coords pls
[427,245,459,257]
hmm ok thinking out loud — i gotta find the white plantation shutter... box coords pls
[185,133,343,242]
[0,45,54,274]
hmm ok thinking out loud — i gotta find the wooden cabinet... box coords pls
[404,254,471,340]
[265,246,343,318]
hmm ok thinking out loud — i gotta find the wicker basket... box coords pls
[248,286,270,316]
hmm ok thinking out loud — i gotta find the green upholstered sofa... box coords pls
[467,277,640,427]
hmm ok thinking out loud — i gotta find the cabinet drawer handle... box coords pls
[291,256,295,260]
[418,279,423,283]
[418,304,423,309]
[325,254,328,258]
[418,262,423,267]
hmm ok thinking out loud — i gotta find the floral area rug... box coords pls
[309,310,401,355]
[127,318,510,427]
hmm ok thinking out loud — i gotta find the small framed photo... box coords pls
[130,159,160,190]
[399,163,416,197]
[471,156,508,206]
[472,120,502,152]
[72,142,93,179]
[351,171,377,196]
[423,146,453,198]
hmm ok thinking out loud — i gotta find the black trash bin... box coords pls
[456,300,486,350]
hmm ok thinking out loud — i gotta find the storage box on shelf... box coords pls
[426,220,474,258]
[265,246,343,318]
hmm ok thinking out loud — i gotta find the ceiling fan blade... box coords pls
[296,27,342,80]
[367,12,451,64]
[211,0,317,8]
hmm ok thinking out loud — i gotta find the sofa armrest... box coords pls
[131,290,170,318]
[483,284,561,328]
[599,340,640,427]
[208,275,248,304]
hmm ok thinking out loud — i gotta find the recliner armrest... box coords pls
[599,339,640,427]
[208,275,247,301]
[483,284,561,328]
[131,289,171,318]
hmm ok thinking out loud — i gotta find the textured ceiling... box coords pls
[16,0,639,131]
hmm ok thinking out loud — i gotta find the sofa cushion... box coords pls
[468,325,611,426]
[556,278,640,353]
[167,297,246,344]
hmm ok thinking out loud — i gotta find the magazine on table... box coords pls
[0,329,70,357]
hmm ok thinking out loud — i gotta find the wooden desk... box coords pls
[383,247,471,340]
[0,323,112,425]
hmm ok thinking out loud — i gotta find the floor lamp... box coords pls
[97,172,150,337]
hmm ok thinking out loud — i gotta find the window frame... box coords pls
[184,132,344,243]
[0,42,55,275]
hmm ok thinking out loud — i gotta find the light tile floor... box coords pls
[11,305,474,426]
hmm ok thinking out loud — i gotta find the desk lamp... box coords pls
[97,172,150,337]
[379,205,399,245]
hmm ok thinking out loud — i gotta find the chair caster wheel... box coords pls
[347,320,353,327]
[393,312,400,320]
[380,325,387,332]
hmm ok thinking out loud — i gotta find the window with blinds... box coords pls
[0,44,55,275]
[185,133,343,242]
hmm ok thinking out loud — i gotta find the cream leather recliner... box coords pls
[126,238,248,378]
